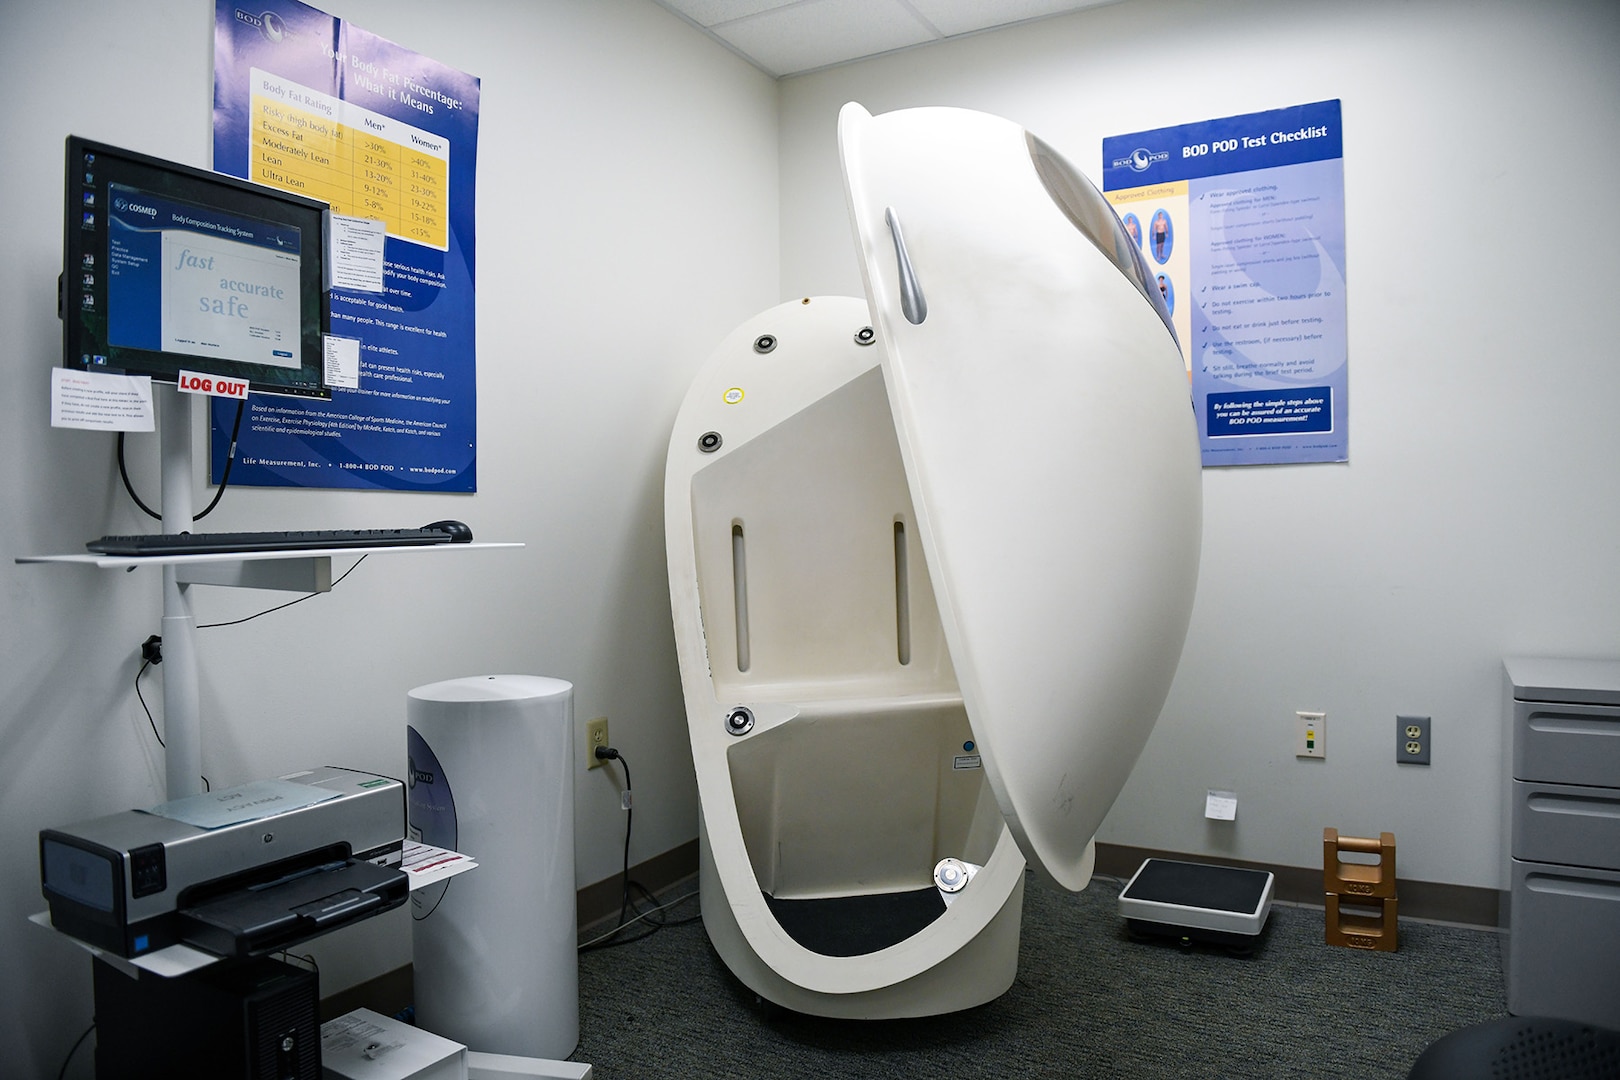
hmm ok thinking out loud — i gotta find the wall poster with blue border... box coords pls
[212,0,480,490]
[1103,100,1347,466]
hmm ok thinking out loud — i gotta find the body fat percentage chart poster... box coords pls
[213,0,481,490]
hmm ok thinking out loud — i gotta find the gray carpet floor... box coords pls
[574,874,1506,1079]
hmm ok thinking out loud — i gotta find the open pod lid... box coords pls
[838,104,1202,891]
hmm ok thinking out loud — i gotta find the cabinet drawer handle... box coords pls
[1527,713,1620,736]
[1526,793,1620,819]
[1525,873,1620,901]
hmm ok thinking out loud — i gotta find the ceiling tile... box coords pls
[905,0,1119,38]
[713,0,938,77]
[658,0,803,28]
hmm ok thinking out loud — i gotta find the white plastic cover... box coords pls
[839,104,1202,890]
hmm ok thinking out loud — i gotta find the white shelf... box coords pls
[30,911,221,977]
[17,540,522,570]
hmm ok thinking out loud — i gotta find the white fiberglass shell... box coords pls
[665,296,1027,1014]
[838,103,1201,890]
[663,104,1201,1016]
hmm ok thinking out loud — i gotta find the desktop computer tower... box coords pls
[93,954,319,1079]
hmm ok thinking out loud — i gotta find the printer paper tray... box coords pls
[179,859,408,959]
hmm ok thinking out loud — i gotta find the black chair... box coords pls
[1408,1016,1620,1079]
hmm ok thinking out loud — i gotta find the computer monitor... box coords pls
[61,135,330,399]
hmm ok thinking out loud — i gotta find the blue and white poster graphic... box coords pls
[213,0,480,490]
[405,724,457,915]
[1104,100,1347,466]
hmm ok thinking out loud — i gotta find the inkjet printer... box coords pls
[39,766,406,960]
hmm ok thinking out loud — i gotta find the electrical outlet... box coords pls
[586,716,610,769]
[1296,711,1325,759]
[1397,714,1430,765]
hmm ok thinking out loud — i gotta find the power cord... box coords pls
[136,636,165,748]
[132,642,208,789]
[579,746,701,952]
[586,746,636,948]
[277,950,319,978]
[129,548,364,782]
[116,398,246,520]
[57,1020,94,1080]
[198,555,367,628]
[576,888,699,951]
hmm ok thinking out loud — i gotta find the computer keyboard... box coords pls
[87,524,471,556]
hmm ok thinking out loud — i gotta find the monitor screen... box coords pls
[62,135,330,399]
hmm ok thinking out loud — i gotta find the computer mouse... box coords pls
[422,519,473,543]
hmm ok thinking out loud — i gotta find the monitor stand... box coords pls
[158,385,203,800]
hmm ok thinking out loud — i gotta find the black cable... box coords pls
[125,527,344,796]
[615,879,703,939]
[136,660,208,788]
[621,881,702,933]
[195,399,247,519]
[612,750,634,929]
[579,748,702,951]
[115,398,246,521]
[197,555,367,628]
[116,432,161,520]
[278,951,319,978]
[57,1020,94,1080]
[577,888,700,950]
[134,555,366,741]
[580,747,636,951]
[629,879,701,927]
[136,658,164,748]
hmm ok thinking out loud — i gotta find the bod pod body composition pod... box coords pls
[664,105,1201,1017]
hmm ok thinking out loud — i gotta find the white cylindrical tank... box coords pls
[406,675,577,1058]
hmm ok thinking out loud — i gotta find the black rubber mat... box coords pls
[763,887,947,956]
[1121,859,1270,913]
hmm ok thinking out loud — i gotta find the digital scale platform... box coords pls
[1118,858,1275,953]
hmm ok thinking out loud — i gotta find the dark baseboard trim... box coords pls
[324,840,704,1017]
[327,839,1500,1015]
[1094,842,1500,927]
[576,838,701,931]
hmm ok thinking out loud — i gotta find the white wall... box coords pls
[0,1,776,1074]
[779,0,1620,889]
[6,0,1618,1071]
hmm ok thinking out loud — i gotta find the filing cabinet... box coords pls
[1503,657,1620,1028]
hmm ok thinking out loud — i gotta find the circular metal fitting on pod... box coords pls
[933,857,970,893]
[724,706,755,736]
[854,326,876,347]
[697,430,723,453]
[753,334,777,354]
